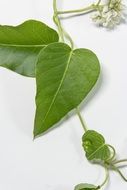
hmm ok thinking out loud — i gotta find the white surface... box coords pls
[0,0,127,189]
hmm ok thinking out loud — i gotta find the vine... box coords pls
[54,0,127,190]
[0,0,126,189]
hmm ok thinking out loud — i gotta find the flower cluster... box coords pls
[91,0,127,28]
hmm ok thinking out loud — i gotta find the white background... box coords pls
[0,0,127,189]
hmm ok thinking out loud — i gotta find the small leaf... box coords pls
[74,183,100,190]
[82,130,111,161]
[34,42,100,137]
[0,20,59,77]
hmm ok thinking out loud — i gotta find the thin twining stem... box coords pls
[57,4,96,15]
[76,108,88,132]
[53,0,74,48]
[62,27,74,49]
[99,166,109,188]
[57,0,103,16]
[53,0,65,42]
[113,159,127,165]
[111,164,127,182]
[96,0,102,6]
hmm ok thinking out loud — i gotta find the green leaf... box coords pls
[82,130,111,161]
[0,20,59,77]
[34,42,100,137]
[74,183,100,190]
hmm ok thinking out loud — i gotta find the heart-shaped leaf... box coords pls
[82,130,111,161]
[34,42,100,137]
[0,20,59,77]
[74,183,100,190]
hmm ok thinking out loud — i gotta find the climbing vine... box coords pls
[0,0,127,189]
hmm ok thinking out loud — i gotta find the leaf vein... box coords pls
[41,50,73,124]
[88,143,106,160]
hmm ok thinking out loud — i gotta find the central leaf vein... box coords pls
[0,44,46,48]
[88,143,106,160]
[41,50,73,125]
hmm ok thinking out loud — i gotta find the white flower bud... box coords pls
[91,0,127,28]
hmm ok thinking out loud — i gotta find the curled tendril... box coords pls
[106,144,116,162]
[104,148,127,183]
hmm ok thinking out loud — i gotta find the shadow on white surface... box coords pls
[0,68,35,138]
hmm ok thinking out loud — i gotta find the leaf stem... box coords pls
[62,28,74,49]
[76,108,88,132]
[99,166,109,188]
[53,0,74,48]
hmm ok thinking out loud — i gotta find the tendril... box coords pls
[106,144,116,162]
[113,159,127,165]
[111,164,127,182]
[99,165,109,188]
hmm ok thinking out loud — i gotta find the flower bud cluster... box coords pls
[91,0,127,28]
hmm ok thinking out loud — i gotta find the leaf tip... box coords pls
[33,130,38,140]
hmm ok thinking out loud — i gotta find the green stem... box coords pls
[113,159,127,165]
[76,108,88,132]
[111,164,127,182]
[62,28,74,49]
[53,0,74,48]
[96,0,102,6]
[53,0,64,41]
[57,0,103,16]
[57,4,96,15]
[99,166,109,188]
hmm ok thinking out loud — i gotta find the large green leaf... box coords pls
[82,130,111,161]
[74,183,100,190]
[34,42,100,137]
[0,20,59,77]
